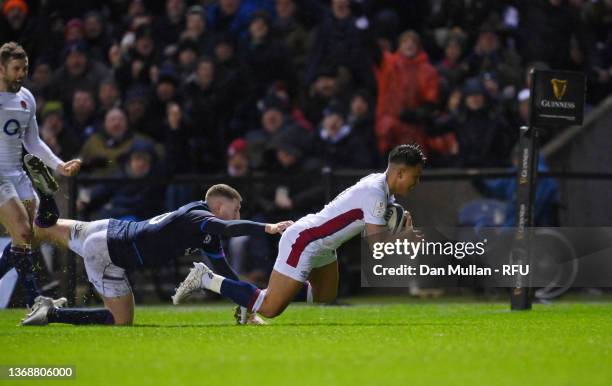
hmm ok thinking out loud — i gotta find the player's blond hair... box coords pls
[0,42,27,66]
[205,184,242,202]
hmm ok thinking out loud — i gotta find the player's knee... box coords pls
[33,224,49,239]
[258,300,287,318]
[258,307,283,318]
[11,223,33,243]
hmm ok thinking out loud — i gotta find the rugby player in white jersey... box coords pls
[173,144,425,319]
[0,42,81,307]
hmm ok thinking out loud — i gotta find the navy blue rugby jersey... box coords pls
[106,201,266,269]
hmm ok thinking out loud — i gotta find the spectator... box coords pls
[207,0,266,39]
[347,89,378,164]
[255,128,322,221]
[464,24,522,88]
[429,0,502,43]
[246,93,306,170]
[97,78,122,120]
[431,78,515,167]
[48,40,111,108]
[239,11,297,101]
[314,100,375,169]
[274,0,310,74]
[115,25,159,92]
[182,57,226,166]
[304,0,375,90]
[64,18,84,43]
[180,5,214,55]
[583,0,612,47]
[436,32,469,95]
[226,137,250,177]
[375,30,440,155]
[26,58,53,103]
[152,0,186,55]
[163,101,221,175]
[301,66,345,128]
[65,88,99,142]
[0,0,43,64]
[514,0,586,70]
[79,107,154,177]
[78,139,164,221]
[123,85,150,134]
[83,11,113,64]
[212,32,242,100]
[143,66,181,143]
[39,101,81,161]
[174,38,200,78]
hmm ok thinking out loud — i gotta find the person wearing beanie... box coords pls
[227,138,250,177]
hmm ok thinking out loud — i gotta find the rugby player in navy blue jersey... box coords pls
[20,184,294,326]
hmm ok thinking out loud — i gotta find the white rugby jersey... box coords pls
[0,87,62,175]
[295,172,395,252]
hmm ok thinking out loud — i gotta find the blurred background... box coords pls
[1,0,612,306]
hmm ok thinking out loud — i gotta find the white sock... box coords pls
[251,289,267,312]
[306,282,313,304]
[201,271,223,294]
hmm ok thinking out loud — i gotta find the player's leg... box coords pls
[174,224,313,318]
[99,293,134,325]
[308,259,339,303]
[22,221,134,326]
[0,197,34,246]
[33,219,75,249]
[45,292,133,326]
[173,261,303,318]
[0,170,59,307]
[254,270,304,318]
[0,194,40,306]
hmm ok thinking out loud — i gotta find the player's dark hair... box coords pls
[388,144,426,167]
[205,184,242,202]
[0,42,27,66]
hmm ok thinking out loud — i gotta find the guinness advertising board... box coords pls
[530,70,586,128]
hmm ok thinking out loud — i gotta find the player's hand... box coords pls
[57,159,82,177]
[403,210,413,230]
[265,221,294,234]
[399,211,420,240]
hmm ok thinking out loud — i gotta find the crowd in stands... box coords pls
[2,0,611,223]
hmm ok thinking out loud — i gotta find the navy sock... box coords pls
[219,279,260,309]
[48,308,115,325]
[35,193,59,228]
[205,251,240,281]
[11,247,41,307]
[0,243,13,278]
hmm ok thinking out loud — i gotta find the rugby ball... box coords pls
[384,203,406,234]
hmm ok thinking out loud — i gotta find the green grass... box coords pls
[1,300,612,386]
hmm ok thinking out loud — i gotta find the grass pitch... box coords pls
[1,300,611,386]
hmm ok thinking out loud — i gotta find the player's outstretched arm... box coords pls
[202,218,293,237]
[265,221,294,234]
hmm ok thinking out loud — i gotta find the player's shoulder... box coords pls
[177,200,211,214]
[17,87,36,109]
[18,87,35,101]
[354,173,387,196]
